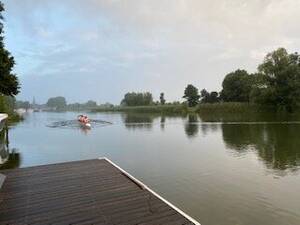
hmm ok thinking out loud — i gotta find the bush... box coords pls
[0,95,22,123]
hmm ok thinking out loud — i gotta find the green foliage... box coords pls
[15,100,30,109]
[159,93,166,105]
[0,95,15,113]
[0,2,20,96]
[196,103,280,123]
[197,102,273,114]
[93,104,189,114]
[200,89,209,102]
[200,89,220,103]
[209,92,219,103]
[66,100,98,111]
[0,95,21,123]
[183,84,200,107]
[221,69,254,102]
[84,100,97,108]
[219,48,300,112]
[121,92,153,106]
[252,48,300,111]
[66,102,82,111]
[46,96,67,110]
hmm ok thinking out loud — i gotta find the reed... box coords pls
[196,102,275,114]
[92,104,189,114]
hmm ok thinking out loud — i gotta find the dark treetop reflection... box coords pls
[184,114,199,138]
[0,127,20,170]
[222,124,300,172]
[122,113,154,130]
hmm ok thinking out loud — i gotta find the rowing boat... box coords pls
[77,115,91,128]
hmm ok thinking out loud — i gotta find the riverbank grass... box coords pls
[92,104,190,114]
[92,102,275,114]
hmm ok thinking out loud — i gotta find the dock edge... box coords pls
[99,157,201,225]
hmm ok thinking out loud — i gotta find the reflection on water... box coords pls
[184,114,199,138]
[160,116,165,131]
[0,149,20,170]
[196,112,300,173]
[79,126,91,135]
[200,123,220,136]
[0,124,21,170]
[122,113,154,130]
[122,113,187,131]
[198,111,300,122]
[120,112,300,172]
[222,124,300,172]
[4,111,300,225]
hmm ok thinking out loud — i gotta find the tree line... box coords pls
[121,48,300,112]
[17,96,113,111]
[43,97,99,110]
[15,48,300,113]
[183,48,300,111]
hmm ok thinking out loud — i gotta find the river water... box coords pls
[1,111,300,225]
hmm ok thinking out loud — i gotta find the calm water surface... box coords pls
[1,111,300,225]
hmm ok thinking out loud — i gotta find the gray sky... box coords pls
[3,0,300,104]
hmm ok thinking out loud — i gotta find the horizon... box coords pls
[3,0,300,104]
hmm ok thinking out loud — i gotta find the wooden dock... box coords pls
[0,158,200,225]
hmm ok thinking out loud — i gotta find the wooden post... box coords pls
[5,124,9,148]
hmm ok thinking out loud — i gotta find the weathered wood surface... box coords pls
[0,159,197,225]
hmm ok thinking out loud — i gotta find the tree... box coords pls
[0,95,16,113]
[46,96,67,110]
[84,100,97,108]
[67,102,81,111]
[252,48,300,111]
[221,69,254,102]
[160,93,166,105]
[0,2,20,96]
[16,100,30,110]
[200,89,209,102]
[183,84,200,107]
[121,92,153,106]
[200,89,220,103]
[209,91,219,103]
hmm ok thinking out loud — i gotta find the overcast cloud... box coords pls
[2,0,300,104]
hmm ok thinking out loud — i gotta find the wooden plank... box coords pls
[0,158,199,225]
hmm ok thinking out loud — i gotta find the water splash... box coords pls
[47,119,112,129]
